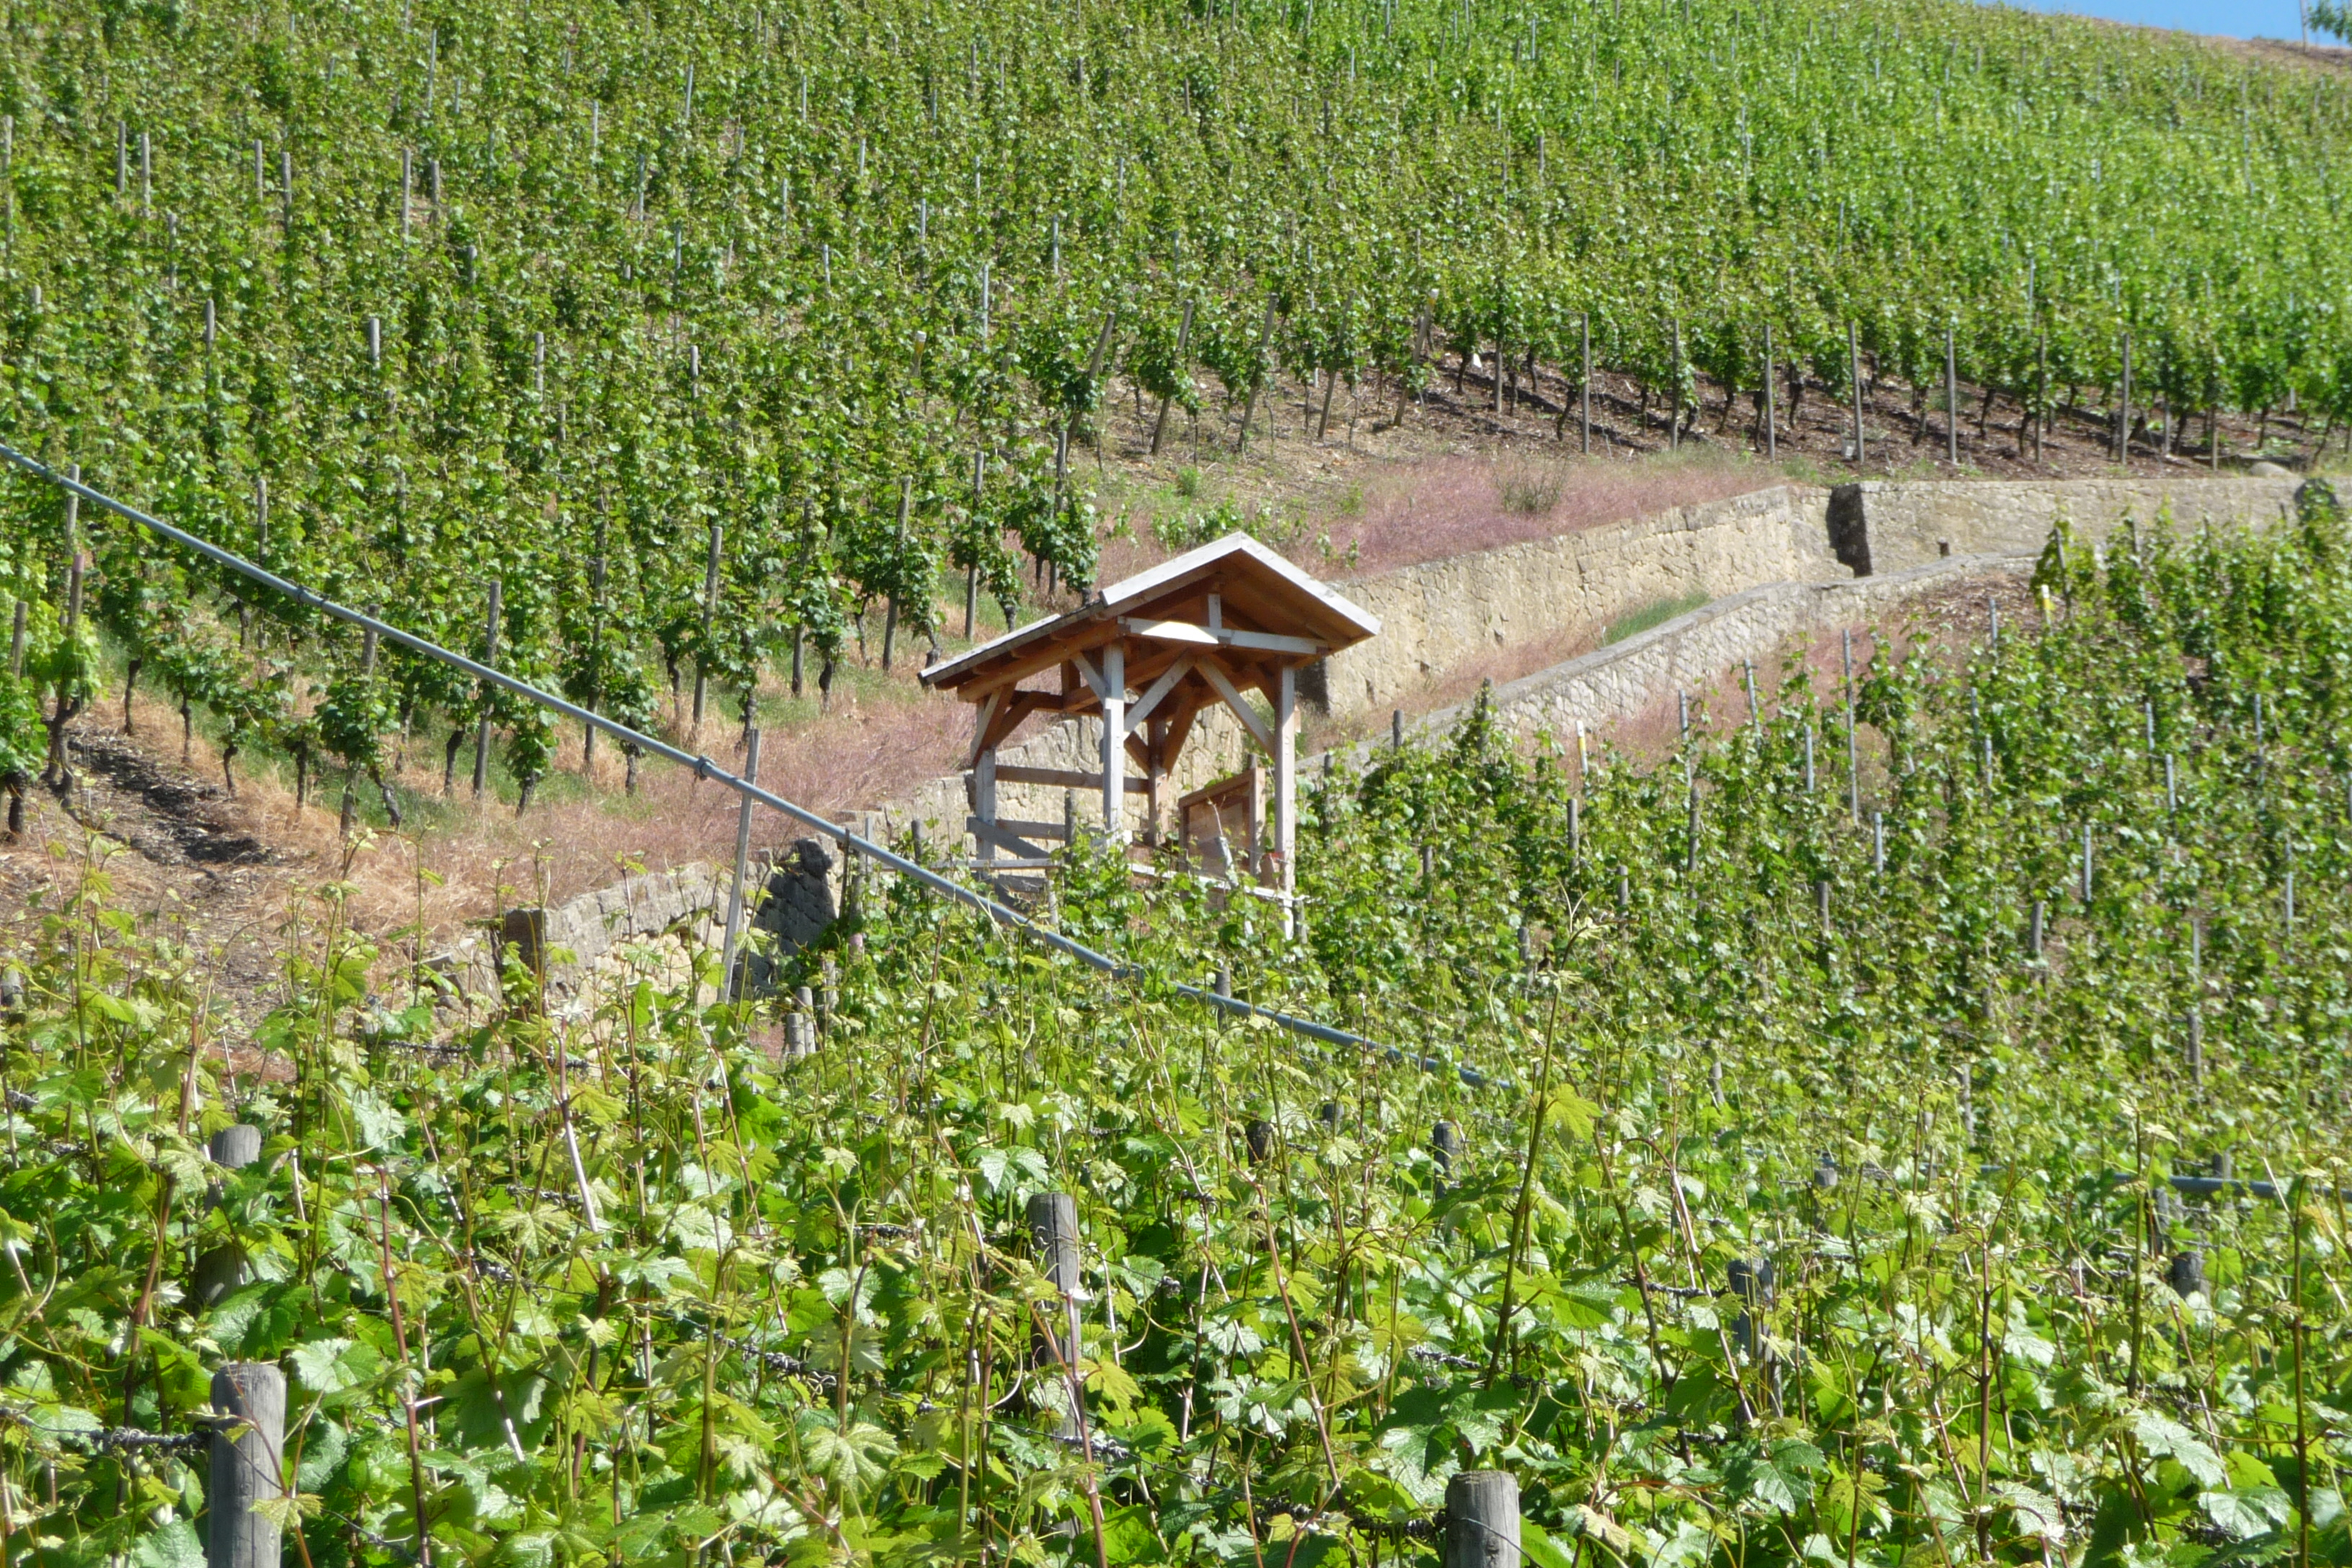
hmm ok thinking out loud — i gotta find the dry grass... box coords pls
[1089,445,1786,591]
[1327,448,1780,579]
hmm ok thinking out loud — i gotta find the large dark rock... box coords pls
[741,837,837,994]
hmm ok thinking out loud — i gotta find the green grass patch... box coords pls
[1602,590,1710,646]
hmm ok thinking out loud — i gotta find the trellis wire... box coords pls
[0,443,1473,1077]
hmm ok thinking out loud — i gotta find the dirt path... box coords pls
[1,723,318,1028]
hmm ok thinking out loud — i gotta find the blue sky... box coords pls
[2001,0,2315,40]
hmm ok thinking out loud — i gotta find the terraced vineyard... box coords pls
[6,0,2352,809]
[4,489,2350,1568]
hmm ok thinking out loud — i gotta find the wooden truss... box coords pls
[919,535,1381,910]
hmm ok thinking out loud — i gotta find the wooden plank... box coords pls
[1120,618,1324,658]
[1123,658,1193,735]
[1157,692,1203,777]
[1227,628,1324,656]
[953,625,1123,707]
[980,689,1058,755]
[1198,659,1275,755]
[1121,617,1219,648]
[968,814,1070,842]
[967,819,1055,860]
[992,764,1149,794]
[966,690,1002,770]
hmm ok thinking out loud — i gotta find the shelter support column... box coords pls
[1275,664,1297,926]
[1146,716,1167,846]
[974,747,998,869]
[1101,643,1127,838]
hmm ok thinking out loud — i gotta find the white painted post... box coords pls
[1275,664,1298,927]
[1100,643,1126,836]
[974,745,998,870]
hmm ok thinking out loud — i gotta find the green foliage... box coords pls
[3,0,2349,803]
[7,506,2352,1568]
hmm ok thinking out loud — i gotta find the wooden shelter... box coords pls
[919,535,1380,907]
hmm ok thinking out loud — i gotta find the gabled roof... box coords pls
[920,534,1381,697]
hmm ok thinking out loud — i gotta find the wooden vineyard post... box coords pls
[194,1124,263,1307]
[2028,899,2046,960]
[1945,323,1959,466]
[719,728,762,1002]
[1580,313,1593,454]
[1431,1120,1461,1179]
[1443,1471,1519,1568]
[692,522,722,734]
[2036,333,2048,463]
[1028,1193,1081,1301]
[1685,785,1700,875]
[2117,334,2132,468]
[1235,296,1275,451]
[1670,318,1683,451]
[882,478,909,672]
[966,450,985,639]
[1151,299,1195,455]
[208,1361,287,1568]
[1026,1192,1083,1437]
[1849,321,1865,466]
[1843,630,1860,825]
[471,578,501,800]
[339,621,380,837]
[1762,321,1776,460]
[1728,1257,1773,1358]
[1815,878,1832,935]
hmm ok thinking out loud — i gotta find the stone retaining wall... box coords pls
[433,845,840,1007]
[1836,473,2300,575]
[1319,484,1843,718]
[1421,553,2031,754]
[873,472,2298,846]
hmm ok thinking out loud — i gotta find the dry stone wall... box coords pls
[1837,473,2301,575]
[1417,553,2031,754]
[878,472,2297,845]
[1319,484,1843,719]
[493,473,2300,974]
